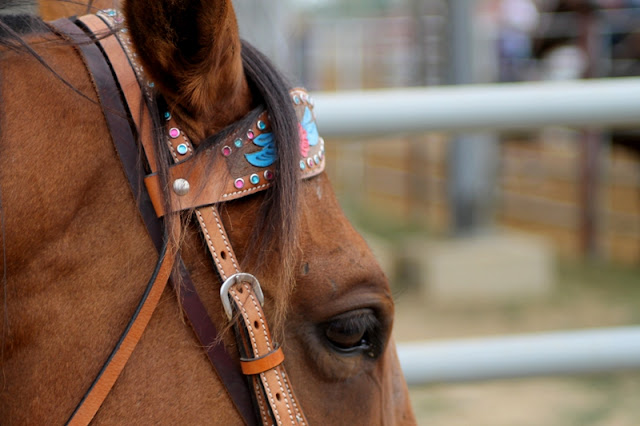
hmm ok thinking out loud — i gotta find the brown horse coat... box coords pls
[0,1,415,424]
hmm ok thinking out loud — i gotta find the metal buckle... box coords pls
[220,273,265,320]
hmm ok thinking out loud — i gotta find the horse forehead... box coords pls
[297,175,389,295]
[299,176,370,255]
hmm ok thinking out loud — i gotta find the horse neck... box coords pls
[123,0,252,143]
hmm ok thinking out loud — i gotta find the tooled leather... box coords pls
[144,102,325,218]
[145,148,325,217]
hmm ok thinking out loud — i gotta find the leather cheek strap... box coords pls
[240,347,285,376]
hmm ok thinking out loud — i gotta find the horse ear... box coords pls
[123,0,252,137]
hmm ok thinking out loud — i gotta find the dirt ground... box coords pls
[392,261,640,425]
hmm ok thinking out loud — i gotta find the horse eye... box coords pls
[323,309,382,357]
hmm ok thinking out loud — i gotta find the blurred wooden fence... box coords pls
[326,134,640,264]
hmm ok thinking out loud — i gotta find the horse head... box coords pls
[0,0,415,423]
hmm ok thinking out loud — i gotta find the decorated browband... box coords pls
[145,89,326,217]
[213,87,326,197]
[97,9,325,217]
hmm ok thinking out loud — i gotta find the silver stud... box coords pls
[173,178,190,196]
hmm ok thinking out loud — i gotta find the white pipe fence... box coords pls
[397,326,640,384]
[313,77,640,136]
[313,78,640,384]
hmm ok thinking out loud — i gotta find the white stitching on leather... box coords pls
[279,369,305,425]
[231,287,258,353]
[260,371,283,425]
[231,286,284,424]
[246,288,294,423]
[211,207,240,274]
[222,183,271,199]
[254,379,269,424]
[196,210,227,280]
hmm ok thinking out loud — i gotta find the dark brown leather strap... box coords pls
[80,13,259,426]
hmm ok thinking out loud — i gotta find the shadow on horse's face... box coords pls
[0,1,415,424]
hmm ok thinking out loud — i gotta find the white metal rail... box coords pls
[313,77,640,136]
[397,326,640,384]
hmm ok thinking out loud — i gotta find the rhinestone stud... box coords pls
[176,144,188,155]
[169,128,180,139]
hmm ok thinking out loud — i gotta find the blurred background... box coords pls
[231,0,640,425]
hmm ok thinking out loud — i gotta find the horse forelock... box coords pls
[225,40,302,336]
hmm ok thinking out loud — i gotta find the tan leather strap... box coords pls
[67,239,176,426]
[240,347,285,376]
[176,108,309,424]
[195,202,306,425]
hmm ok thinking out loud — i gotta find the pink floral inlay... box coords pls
[299,123,309,158]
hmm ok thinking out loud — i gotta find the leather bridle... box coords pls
[49,9,324,426]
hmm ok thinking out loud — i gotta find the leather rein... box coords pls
[49,10,325,426]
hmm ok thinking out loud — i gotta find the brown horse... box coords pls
[0,1,415,424]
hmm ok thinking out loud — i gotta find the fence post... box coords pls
[578,5,605,258]
[447,0,499,235]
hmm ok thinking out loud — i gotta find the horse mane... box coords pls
[238,40,301,328]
